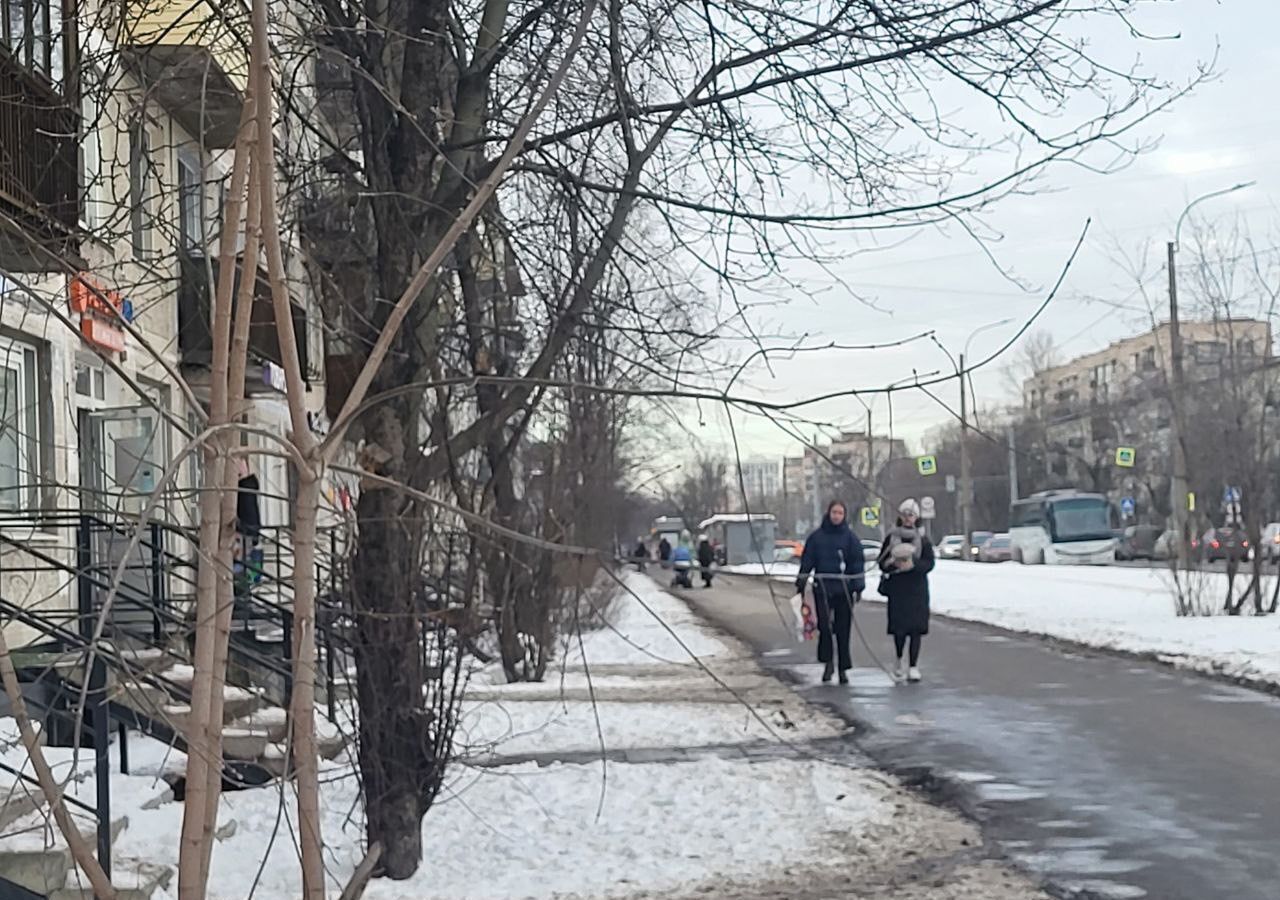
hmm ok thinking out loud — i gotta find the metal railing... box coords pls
[0,510,355,876]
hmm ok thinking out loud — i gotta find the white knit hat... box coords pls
[899,498,921,517]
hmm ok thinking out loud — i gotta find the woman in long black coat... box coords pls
[876,499,934,683]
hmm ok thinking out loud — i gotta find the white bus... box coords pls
[1009,490,1116,565]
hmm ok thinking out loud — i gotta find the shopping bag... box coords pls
[790,593,818,642]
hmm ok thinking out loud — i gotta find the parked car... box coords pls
[937,534,965,560]
[1153,529,1202,561]
[1205,527,1250,563]
[774,539,803,562]
[969,531,994,560]
[1263,523,1280,561]
[861,539,882,563]
[978,533,1014,563]
[1115,525,1162,561]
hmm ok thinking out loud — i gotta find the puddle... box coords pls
[1059,879,1147,898]
[976,782,1049,802]
[1015,848,1149,875]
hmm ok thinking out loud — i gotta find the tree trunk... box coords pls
[351,478,433,878]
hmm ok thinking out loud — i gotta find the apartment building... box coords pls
[0,0,342,647]
[1019,319,1274,499]
[778,431,908,534]
[1023,319,1273,418]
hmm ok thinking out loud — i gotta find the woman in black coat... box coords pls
[876,499,934,683]
[696,536,716,588]
[796,500,865,685]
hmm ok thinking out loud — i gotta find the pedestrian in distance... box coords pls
[658,536,672,567]
[795,500,865,685]
[877,498,935,683]
[670,532,694,589]
[697,534,716,588]
[633,537,648,572]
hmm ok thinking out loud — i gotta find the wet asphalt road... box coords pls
[686,573,1280,900]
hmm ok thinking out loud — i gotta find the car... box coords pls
[1204,527,1250,563]
[1115,525,1162,561]
[978,533,1014,563]
[937,534,965,560]
[1263,523,1280,561]
[1154,529,1202,561]
[861,539,882,563]
[968,531,994,560]
[774,539,803,562]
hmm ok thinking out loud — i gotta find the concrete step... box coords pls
[51,859,172,900]
[110,679,263,728]
[229,707,348,773]
[0,811,127,895]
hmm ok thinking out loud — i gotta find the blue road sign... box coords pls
[1224,486,1242,505]
[1121,496,1136,517]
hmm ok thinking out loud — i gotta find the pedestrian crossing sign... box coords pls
[1115,447,1135,468]
[861,506,880,527]
[916,455,938,476]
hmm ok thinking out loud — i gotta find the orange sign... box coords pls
[69,274,127,353]
[80,317,126,353]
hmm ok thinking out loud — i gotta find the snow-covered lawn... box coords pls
[27,572,888,900]
[917,561,1280,687]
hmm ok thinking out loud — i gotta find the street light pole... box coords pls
[959,351,971,558]
[1167,182,1254,573]
[935,319,1013,559]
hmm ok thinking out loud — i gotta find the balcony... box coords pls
[0,50,80,271]
[177,249,312,395]
[121,0,248,147]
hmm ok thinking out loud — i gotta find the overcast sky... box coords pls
[664,0,1279,472]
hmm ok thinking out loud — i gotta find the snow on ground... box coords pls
[457,698,803,756]
[96,571,889,900]
[913,561,1280,687]
[117,756,887,900]
[722,561,799,579]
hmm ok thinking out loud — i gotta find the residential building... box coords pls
[1019,318,1274,517]
[777,431,908,536]
[0,0,341,649]
[736,458,781,505]
[1023,319,1272,419]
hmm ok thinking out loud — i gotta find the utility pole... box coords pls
[809,444,821,532]
[959,352,971,558]
[1008,425,1019,503]
[1168,240,1191,573]
[1166,182,1254,572]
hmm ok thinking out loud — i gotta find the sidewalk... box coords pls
[30,571,1058,899]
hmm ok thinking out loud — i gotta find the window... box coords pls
[1237,338,1255,357]
[129,119,154,257]
[1142,347,1156,371]
[2,0,62,86]
[1048,498,1113,543]
[0,338,41,512]
[74,358,105,402]
[1010,501,1046,529]
[178,155,203,253]
[1196,341,1225,363]
[81,91,104,230]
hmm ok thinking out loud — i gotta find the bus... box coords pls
[1009,490,1116,565]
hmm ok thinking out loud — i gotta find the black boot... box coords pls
[822,661,834,683]
[838,669,850,686]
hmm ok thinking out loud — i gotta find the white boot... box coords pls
[908,666,923,683]
[893,659,906,682]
